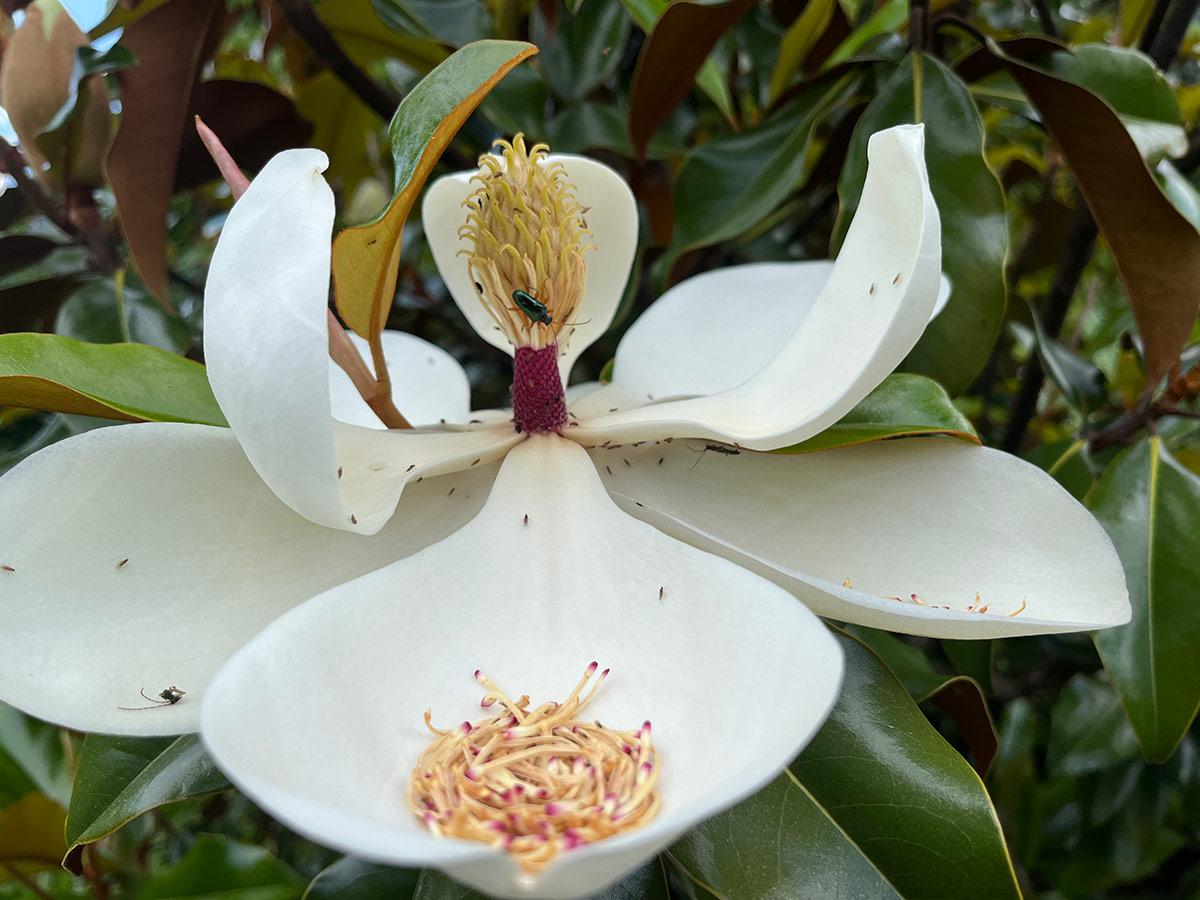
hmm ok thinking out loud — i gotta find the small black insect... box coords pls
[119,686,186,711]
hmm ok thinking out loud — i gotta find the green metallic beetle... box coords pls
[512,289,553,325]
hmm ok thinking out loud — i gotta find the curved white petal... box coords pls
[331,330,471,428]
[205,148,344,527]
[594,438,1130,639]
[202,437,841,899]
[423,154,637,382]
[569,125,940,451]
[0,423,500,736]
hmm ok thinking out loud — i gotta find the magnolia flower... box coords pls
[0,125,1128,898]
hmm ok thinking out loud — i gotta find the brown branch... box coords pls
[328,310,411,428]
[274,0,400,121]
[1088,363,1200,451]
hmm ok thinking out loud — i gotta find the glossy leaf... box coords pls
[1024,310,1108,412]
[330,41,537,339]
[318,0,450,72]
[0,333,226,426]
[984,38,1200,387]
[0,706,72,807]
[775,373,978,453]
[618,0,733,122]
[669,631,1020,899]
[1051,44,1186,163]
[1090,438,1200,762]
[836,53,1007,395]
[65,735,230,852]
[304,858,420,900]
[106,0,220,305]
[141,835,304,900]
[1047,672,1141,776]
[627,0,753,160]
[410,860,670,899]
[669,71,856,259]
[768,0,836,102]
[536,0,630,104]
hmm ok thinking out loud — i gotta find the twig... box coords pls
[328,310,411,428]
[909,0,931,52]
[274,0,400,121]
[0,136,76,236]
[82,844,110,900]
[1088,363,1200,451]
[1002,201,1098,453]
[1146,0,1200,69]
[1138,0,1174,51]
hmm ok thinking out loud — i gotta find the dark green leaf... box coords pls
[774,373,978,453]
[1024,308,1108,412]
[670,631,1020,899]
[0,706,72,807]
[0,333,226,426]
[1090,438,1200,761]
[65,735,230,851]
[535,0,630,104]
[321,0,451,72]
[0,235,62,278]
[1047,672,1141,776]
[410,859,670,899]
[836,53,1007,394]
[669,72,856,259]
[141,835,304,900]
[303,858,420,900]
[54,275,191,353]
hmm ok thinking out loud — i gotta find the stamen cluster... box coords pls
[407,664,660,874]
[458,135,592,352]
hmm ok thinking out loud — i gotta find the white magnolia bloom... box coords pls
[0,125,1128,898]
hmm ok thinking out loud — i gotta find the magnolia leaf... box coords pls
[981,38,1200,388]
[618,0,733,122]
[836,53,1007,395]
[535,0,630,104]
[0,706,73,807]
[330,41,537,340]
[304,858,420,900]
[670,631,1019,899]
[0,235,62,277]
[409,860,671,899]
[669,70,857,260]
[775,373,978,454]
[295,72,381,197]
[627,0,754,160]
[140,835,304,900]
[65,735,230,856]
[1047,672,1141,776]
[1090,438,1200,762]
[317,0,451,72]
[0,333,226,426]
[768,0,836,102]
[105,0,219,306]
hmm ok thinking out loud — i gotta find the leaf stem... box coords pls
[327,310,411,429]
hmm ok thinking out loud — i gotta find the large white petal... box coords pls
[0,422,500,736]
[423,154,637,382]
[204,148,513,533]
[330,330,471,428]
[202,436,841,899]
[568,125,940,450]
[594,438,1130,639]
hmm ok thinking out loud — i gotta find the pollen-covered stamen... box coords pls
[408,664,660,875]
[458,135,592,353]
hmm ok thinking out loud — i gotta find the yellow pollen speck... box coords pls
[458,134,592,351]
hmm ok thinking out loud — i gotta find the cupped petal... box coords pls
[0,422,500,736]
[330,330,470,428]
[202,436,842,899]
[568,125,940,450]
[593,437,1130,639]
[423,154,637,382]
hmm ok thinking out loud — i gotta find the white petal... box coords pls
[569,125,940,450]
[202,436,841,899]
[423,154,637,381]
[330,330,471,428]
[204,148,346,527]
[594,438,1130,639]
[0,423,500,736]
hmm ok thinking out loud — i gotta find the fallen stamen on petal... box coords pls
[408,665,660,875]
[864,584,1028,617]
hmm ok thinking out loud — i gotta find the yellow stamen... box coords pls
[458,134,592,352]
[408,664,660,875]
